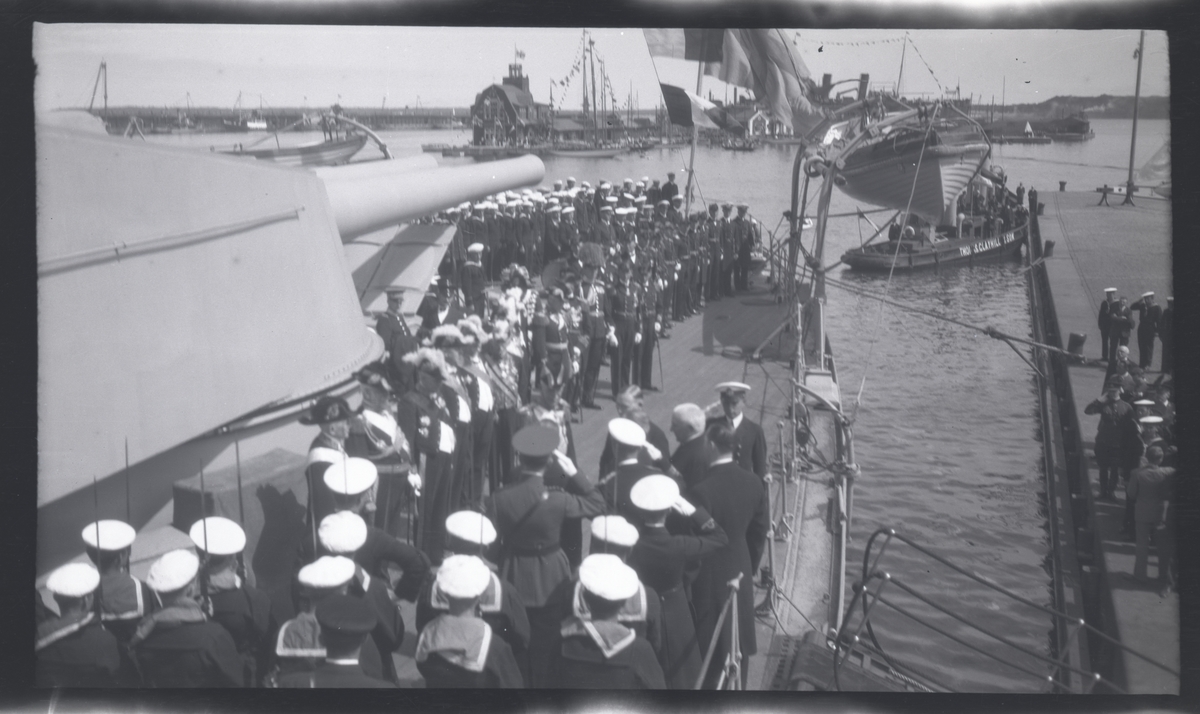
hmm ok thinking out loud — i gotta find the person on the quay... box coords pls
[189,516,273,687]
[415,511,531,681]
[132,549,245,687]
[1097,287,1118,362]
[36,562,126,687]
[546,553,666,689]
[1128,445,1175,588]
[1106,296,1134,363]
[485,424,605,686]
[670,403,717,492]
[415,554,525,688]
[689,422,769,690]
[276,594,393,688]
[1130,291,1161,370]
[706,382,769,481]
[1085,377,1140,503]
[80,519,158,645]
[628,474,729,689]
[1158,296,1173,374]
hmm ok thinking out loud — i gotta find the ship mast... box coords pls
[589,36,598,144]
[683,33,707,220]
[1123,30,1145,205]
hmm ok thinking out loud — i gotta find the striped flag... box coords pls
[659,84,719,129]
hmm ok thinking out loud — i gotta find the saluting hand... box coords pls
[553,449,578,477]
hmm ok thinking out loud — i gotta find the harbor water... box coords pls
[146,118,1166,691]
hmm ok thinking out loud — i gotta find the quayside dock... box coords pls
[1032,188,1177,693]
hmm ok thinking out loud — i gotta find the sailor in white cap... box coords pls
[316,511,408,684]
[706,381,768,480]
[547,553,665,689]
[414,554,525,688]
[1098,287,1120,362]
[275,594,391,688]
[460,242,488,318]
[189,517,272,681]
[132,549,245,687]
[1130,290,1162,369]
[1106,295,1135,367]
[321,456,380,523]
[36,562,125,687]
[598,418,662,519]
[81,519,157,644]
[627,474,728,689]
[688,420,769,688]
[269,555,388,684]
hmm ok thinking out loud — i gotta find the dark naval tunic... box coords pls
[35,611,125,687]
[277,659,394,688]
[415,615,525,688]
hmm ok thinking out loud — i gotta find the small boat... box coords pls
[544,145,623,158]
[840,219,1026,271]
[722,137,758,151]
[220,132,368,167]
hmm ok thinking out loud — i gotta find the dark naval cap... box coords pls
[301,395,357,425]
[513,425,559,458]
[315,594,378,636]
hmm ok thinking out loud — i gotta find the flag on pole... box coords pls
[659,84,720,129]
[643,29,725,62]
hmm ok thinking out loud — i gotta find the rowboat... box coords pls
[220,132,369,167]
[544,146,624,158]
[840,219,1026,271]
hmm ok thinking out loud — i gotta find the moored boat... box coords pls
[219,132,369,166]
[840,218,1026,271]
[544,145,624,158]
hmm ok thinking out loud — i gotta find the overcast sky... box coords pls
[33,25,1169,114]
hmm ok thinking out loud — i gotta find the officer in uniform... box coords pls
[485,425,606,686]
[578,263,609,409]
[606,260,641,398]
[1097,287,1118,362]
[189,517,272,687]
[628,475,729,689]
[459,244,488,317]
[546,554,666,689]
[81,519,157,645]
[635,264,660,391]
[1131,291,1162,369]
[132,549,245,687]
[1159,296,1173,374]
[277,595,393,688]
[706,382,769,481]
[1107,296,1134,362]
[597,418,663,521]
[661,172,680,203]
[668,194,686,225]
[733,204,756,292]
[36,563,126,687]
[300,396,357,552]
[376,288,420,394]
[704,203,722,302]
[718,204,736,297]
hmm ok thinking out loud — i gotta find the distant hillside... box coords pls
[989,95,1169,120]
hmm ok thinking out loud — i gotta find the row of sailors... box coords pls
[39,396,769,689]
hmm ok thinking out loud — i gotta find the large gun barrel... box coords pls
[311,154,437,182]
[320,155,546,241]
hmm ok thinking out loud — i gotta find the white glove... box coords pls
[553,450,578,477]
[634,332,642,345]
[572,360,580,373]
[407,470,422,495]
[671,496,696,516]
[654,321,661,333]
[642,442,662,462]
[763,472,775,484]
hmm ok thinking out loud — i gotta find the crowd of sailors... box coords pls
[36,172,778,689]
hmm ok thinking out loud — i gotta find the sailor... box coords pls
[647,179,662,207]
[661,172,679,203]
[704,203,722,302]
[415,511,531,680]
[574,515,663,656]
[544,204,565,264]
[36,562,126,687]
[1107,296,1134,362]
[301,396,357,549]
[668,194,685,225]
[634,263,660,390]
[598,386,673,477]
[718,204,737,297]
[317,511,408,684]
[80,519,157,645]
[706,382,769,481]
[459,244,488,318]
[597,418,664,520]
[276,595,392,688]
[376,288,420,394]
[269,555,387,684]
[189,516,273,687]
[547,554,666,689]
[560,205,580,261]
[590,203,617,248]
[1159,296,1174,374]
[669,403,718,491]
[1097,287,1118,362]
[485,424,605,686]
[688,422,769,689]
[1130,291,1162,370]
[131,549,245,687]
[628,474,729,689]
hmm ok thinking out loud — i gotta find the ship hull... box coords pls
[545,147,624,158]
[837,136,991,221]
[841,222,1026,272]
[222,134,368,166]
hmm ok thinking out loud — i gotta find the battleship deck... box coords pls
[1034,189,1177,693]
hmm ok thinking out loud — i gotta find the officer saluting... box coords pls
[36,563,126,687]
[131,550,245,687]
[277,595,393,688]
[415,555,525,688]
[81,519,157,645]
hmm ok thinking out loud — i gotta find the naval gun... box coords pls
[36,111,544,576]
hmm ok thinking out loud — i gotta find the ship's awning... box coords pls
[37,126,382,507]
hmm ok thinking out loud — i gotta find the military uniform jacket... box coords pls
[206,575,272,665]
[397,390,457,461]
[486,472,606,607]
[1132,299,1162,339]
[132,607,245,687]
[706,414,769,479]
[416,568,531,657]
[606,280,642,323]
[272,610,386,682]
[356,525,431,601]
[97,570,158,644]
[376,310,416,358]
[544,219,565,261]
[35,612,124,687]
[598,421,672,477]
[1097,299,1114,331]
[546,576,664,657]
[278,659,394,688]
[671,436,718,493]
[579,282,609,339]
[459,261,487,302]
[590,219,617,246]
[549,618,666,689]
[599,461,662,521]
[416,615,524,688]
[661,181,679,202]
[417,299,465,338]
[348,564,406,659]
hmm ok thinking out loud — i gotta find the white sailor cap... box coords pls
[319,511,368,554]
[1104,287,1118,293]
[562,206,576,215]
[458,202,471,210]
[567,176,576,182]
[46,562,101,599]
[146,549,200,593]
[436,554,491,599]
[608,417,646,447]
[1139,415,1164,425]
[188,517,246,556]
[590,515,639,547]
[579,553,639,602]
[297,555,357,590]
[548,197,561,205]
[622,193,635,201]
[467,243,485,253]
[547,205,562,214]
[581,181,591,188]
[600,181,612,189]
[634,195,647,204]
[636,181,646,188]
[445,510,497,546]
[473,203,487,211]
[641,176,650,183]
[1141,291,1155,298]
[716,381,752,395]
[323,457,378,496]
[630,474,680,512]
[623,178,633,185]
[605,195,619,204]
[506,191,519,200]
[1133,399,1156,406]
[81,520,135,551]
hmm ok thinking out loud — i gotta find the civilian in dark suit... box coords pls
[277,595,393,688]
[670,403,717,492]
[689,423,769,689]
[1131,291,1162,370]
[706,382,769,480]
[1097,287,1117,361]
[417,281,466,341]
[661,173,679,203]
